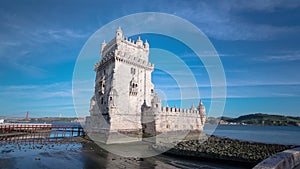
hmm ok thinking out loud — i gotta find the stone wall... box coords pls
[155,106,205,133]
[141,101,206,137]
[253,147,300,169]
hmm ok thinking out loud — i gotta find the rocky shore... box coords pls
[154,135,294,167]
[1,134,295,169]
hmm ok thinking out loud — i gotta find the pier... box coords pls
[0,123,84,143]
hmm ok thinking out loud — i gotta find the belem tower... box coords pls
[85,27,206,144]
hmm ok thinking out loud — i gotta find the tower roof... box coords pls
[117,26,122,33]
[136,36,143,46]
[191,103,195,110]
[199,99,203,105]
[144,39,149,48]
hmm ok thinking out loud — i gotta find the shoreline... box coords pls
[0,135,297,169]
[152,134,295,167]
[77,133,297,168]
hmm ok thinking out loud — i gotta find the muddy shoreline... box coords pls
[0,135,296,169]
[79,134,295,168]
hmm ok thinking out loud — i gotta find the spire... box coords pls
[198,99,206,114]
[136,36,143,46]
[191,103,195,110]
[117,26,122,33]
[101,40,107,52]
[144,39,149,49]
[116,27,123,40]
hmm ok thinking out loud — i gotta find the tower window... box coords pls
[131,68,136,75]
[101,97,104,104]
[110,97,112,101]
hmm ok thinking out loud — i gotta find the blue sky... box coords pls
[0,0,299,118]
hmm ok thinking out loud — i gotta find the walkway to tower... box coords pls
[0,123,84,143]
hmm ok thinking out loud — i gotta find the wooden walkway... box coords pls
[0,123,84,142]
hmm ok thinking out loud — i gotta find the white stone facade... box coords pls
[86,28,206,143]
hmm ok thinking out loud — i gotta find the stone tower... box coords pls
[86,27,206,144]
[89,27,154,139]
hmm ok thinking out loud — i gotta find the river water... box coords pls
[0,123,299,169]
[204,124,300,146]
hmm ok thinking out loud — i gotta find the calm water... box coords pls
[1,123,299,169]
[204,124,300,145]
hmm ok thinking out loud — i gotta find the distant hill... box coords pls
[206,113,300,126]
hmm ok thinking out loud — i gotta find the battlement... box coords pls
[101,27,149,59]
[94,54,154,72]
[121,37,149,50]
[161,106,200,114]
[102,37,148,56]
[95,27,152,72]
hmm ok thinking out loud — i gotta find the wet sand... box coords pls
[0,137,246,169]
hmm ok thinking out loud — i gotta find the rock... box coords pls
[162,134,292,164]
[35,157,40,160]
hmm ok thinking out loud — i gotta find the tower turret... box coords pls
[136,36,143,47]
[190,103,196,111]
[101,40,106,53]
[116,27,123,41]
[151,92,161,111]
[144,40,149,49]
[197,99,206,125]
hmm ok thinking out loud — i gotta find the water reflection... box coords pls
[0,125,84,144]
[0,134,245,169]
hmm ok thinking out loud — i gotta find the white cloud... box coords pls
[166,0,300,41]
[0,82,72,99]
[229,0,300,11]
[253,51,300,62]
[0,81,77,117]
